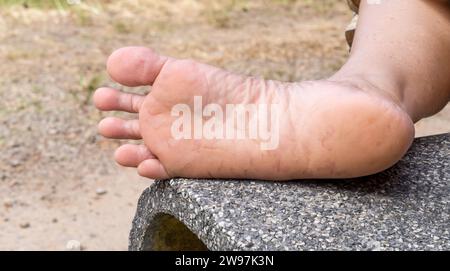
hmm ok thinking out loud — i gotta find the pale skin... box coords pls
[94,0,450,180]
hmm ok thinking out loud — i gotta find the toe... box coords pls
[137,159,170,180]
[107,46,169,87]
[98,117,141,139]
[114,144,154,167]
[94,87,144,113]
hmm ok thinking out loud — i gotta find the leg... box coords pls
[334,0,450,122]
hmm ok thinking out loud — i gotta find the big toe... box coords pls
[107,46,169,87]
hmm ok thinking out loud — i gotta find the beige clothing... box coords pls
[345,0,360,47]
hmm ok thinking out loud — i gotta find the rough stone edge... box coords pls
[129,179,246,251]
[128,134,449,251]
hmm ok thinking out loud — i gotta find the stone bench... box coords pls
[129,133,449,251]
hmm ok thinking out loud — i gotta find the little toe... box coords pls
[94,87,144,113]
[137,159,170,180]
[114,144,154,167]
[98,117,141,139]
[107,46,170,87]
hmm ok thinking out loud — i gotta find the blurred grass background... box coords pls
[0,0,448,251]
[0,0,71,8]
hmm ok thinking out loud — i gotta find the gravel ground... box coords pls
[0,0,448,250]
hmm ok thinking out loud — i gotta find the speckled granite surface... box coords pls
[129,133,449,251]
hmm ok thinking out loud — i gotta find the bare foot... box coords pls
[94,47,414,180]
